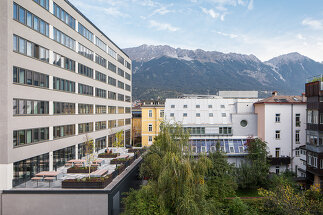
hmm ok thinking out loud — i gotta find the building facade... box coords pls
[0,0,132,190]
[254,92,306,177]
[305,78,323,189]
[132,108,142,147]
[141,101,165,147]
[165,93,259,167]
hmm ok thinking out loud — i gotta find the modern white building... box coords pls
[254,92,307,177]
[0,0,132,190]
[165,92,260,167]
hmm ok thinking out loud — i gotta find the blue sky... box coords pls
[69,0,323,62]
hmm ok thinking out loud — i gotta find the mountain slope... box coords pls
[124,45,323,100]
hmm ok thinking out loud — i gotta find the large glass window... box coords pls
[96,105,106,114]
[125,72,131,80]
[95,37,107,52]
[13,66,49,88]
[54,124,75,139]
[117,54,124,65]
[78,104,93,114]
[118,68,124,77]
[53,77,75,93]
[64,57,75,71]
[53,102,75,114]
[78,84,93,96]
[108,106,116,114]
[33,0,49,10]
[53,27,75,50]
[78,122,94,134]
[78,23,93,42]
[108,91,116,100]
[95,54,107,67]
[108,62,116,73]
[53,146,75,170]
[108,77,116,86]
[13,99,49,115]
[78,43,93,60]
[53,2,76,29]
[13,127,49,147]
[95,121,107,131]
[108,47,116,59]
[95,88,106,98]
[95,71,106,82]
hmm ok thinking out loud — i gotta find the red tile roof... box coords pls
[254,95,306,104]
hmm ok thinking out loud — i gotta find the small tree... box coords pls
[84,134,95,178]
[113,130,124,148]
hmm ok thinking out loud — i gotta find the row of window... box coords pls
[54,102,75,115]
[14,3,49,37]
[78,83,93,96]
[148,110,164,118]
[13,127,49,147]
[169,112,227,118]
[275,113,301,126]
[13,66,49,88]
[78,63,93,78]
[31,0,132,72]
[53,2,76,30]
[171,104,226,109]
[54,124,75,139]
[95,121,107,131]
[95,88,107,98]
[53,77,75,93]
[13,35,49,62]
[53,27,76,50]
[275,130,301,143]
[78,43,94,61]
[13,99,49,115]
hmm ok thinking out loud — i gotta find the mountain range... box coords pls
[123,45,323,100]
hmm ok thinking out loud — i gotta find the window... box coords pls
[108,47,117,59]
[108,62,116,73]
[314,157,318,168]
[13,99,49,115]
[201,146,206,153]
[108,91,116,100]
[196,105,200,108]
[53,102,75,114]
[78,104,93,114]
[276,166,280,174]
[125,84,131,91]
[118,107,124,114]
[148,110,153,117]
[78,84,93,96]
[221,105,225,108]
[183,113,187,117]
[171,105,175,108]
[192,146,197,153]
[320,159,323,169]
[222,113,226,117]
[52,52,62,66]
[210,146,216,152]
[13,127,49,147]
[296,114,301,127]
[118,81,124,89]
[170,113,174,117]
[220,146,225,152]
[148,136,152,142]
[125,72,131,80]
[108,77,116,86]
[183,105,187,108]
[95,54,107,67]
[95,71,106,83]
[275,130,280,139]
[95,37,107,51]
[108,120,116,128]
[14,3,49,37]
[230,147,234,153]
[160,110,164,118]
[219,127,232,135]
[295,150,300,157]
[118,119,124,127]
[53,27,75,50]
[108,106,116,114]
[53,2,75,29]
[118,68,124,77]
[64,57,75,71]
[118,94,124,101]
[78,122,93,134]
[117,54,125,65]
[209,113,213,117]
[275,113,280,123]
[126,61,131,70]
[125,107,131,113]
[240,120,248,127]
[125,96,131,102]
[96,105,106,114]
[78,23,93,42]
[148,124,153,132]
[78,43,94,61]
[307,110,312,124]
[275,148,280,158]
[313,110,319,124]
[53,77,75,93]
[296,130,300,143]
[53,124,75,139]
[196,113,200,117]
[33,0,49,10]
[95,88,106,98]
[239,146,244,153]
[208,105,212,108]
[13,66,49,88]
[125,118,131,125]
[95,121,107,131]
[13,35,49,62]
[320,113,323,124]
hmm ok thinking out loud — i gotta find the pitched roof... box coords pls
[254,95,306,104]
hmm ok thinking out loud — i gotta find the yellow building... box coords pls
[141,102,165,147]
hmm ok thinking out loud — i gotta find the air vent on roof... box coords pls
[279,99,288,102]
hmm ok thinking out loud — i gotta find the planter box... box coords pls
[98,153,120,158]
[62,176,113,189]
[116,165,126,175]
[110,159,128,165]
[128,148,139,153]
[67,167,97,174]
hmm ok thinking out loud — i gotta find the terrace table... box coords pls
[66,159,86,167]
[93,159,104,165]
[116,155,129,159]
[36,171,60,180]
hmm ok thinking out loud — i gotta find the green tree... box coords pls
[84,134,95,178]
[236,138,270,189]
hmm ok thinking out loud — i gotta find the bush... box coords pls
[227,198,253,215]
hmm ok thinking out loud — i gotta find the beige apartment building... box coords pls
[0,0,132,190]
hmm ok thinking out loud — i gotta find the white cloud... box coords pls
[216,5,227,11]
[149,20,179,32]
[248,0,254,10]
[215,31,238,38]
[202,8,220,19]
[297,34,305,40]
[302,18,323,30]
[104,7,129,17]
[237,0,245,5]
[209,0,236,6]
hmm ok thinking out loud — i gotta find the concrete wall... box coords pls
[232,114,257,137]
[1,192,108,215]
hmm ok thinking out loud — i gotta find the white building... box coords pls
[254,92,307,177]
[165,92,260,167]
[0,0,132,190]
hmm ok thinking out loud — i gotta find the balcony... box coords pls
[306,144,323,153]
[268,156,291,165]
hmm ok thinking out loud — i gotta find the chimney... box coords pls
[302,93,306,102]
[272,91,278,96]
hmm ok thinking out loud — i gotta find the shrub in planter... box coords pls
[62,175,114,189]
[67,166,97,173]
[116,164,126,175]
[98,153,120,158]
[128,148,140,153]
[110,157,129,164]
